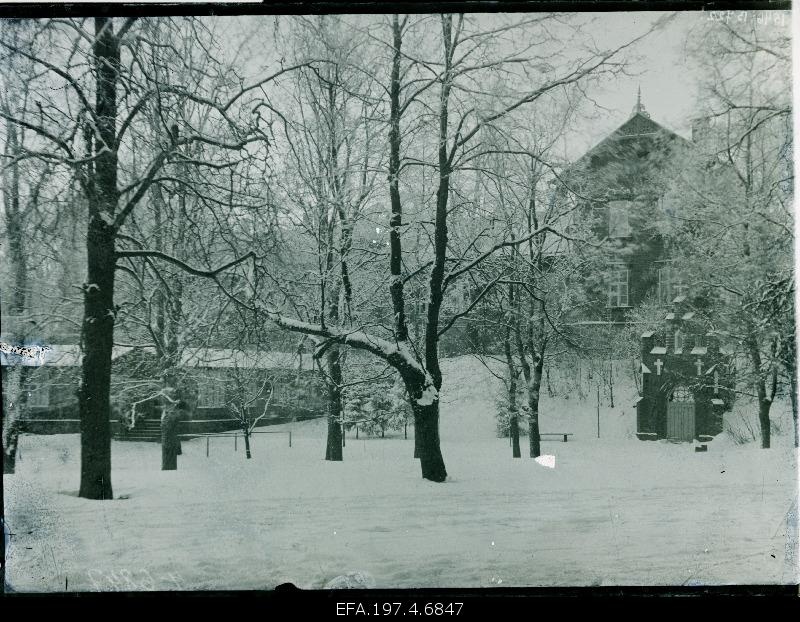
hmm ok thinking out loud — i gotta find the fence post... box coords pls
[206,436,210,457]
[234,434,237,451]
[289,430,292,448]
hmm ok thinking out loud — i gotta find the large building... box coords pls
[566,91,695,323]
[565,92,736,442]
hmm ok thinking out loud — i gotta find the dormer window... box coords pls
[608,201,632,238]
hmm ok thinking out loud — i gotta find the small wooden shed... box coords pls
[635,297,734,442]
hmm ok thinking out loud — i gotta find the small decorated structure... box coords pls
[635,297,734,442]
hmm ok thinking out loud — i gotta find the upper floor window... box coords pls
[608,201,632,238]
[658,264,687,304]
[607,266,630,308]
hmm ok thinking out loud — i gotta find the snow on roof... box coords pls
[571,111,687,167]
[178,348,304,371]
[641,362,651,374]
[0,344,132,367]
[641,331,655,338]
[711,399,725,406]
[650,346,667,355]
[681,312,695,320]
[664,313,676,320]
[1,344,304,371]
[42,345,81,367]
[690,346,708,355]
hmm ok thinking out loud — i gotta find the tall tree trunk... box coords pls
[325,345,344,461]
[387,15,442,479]
[244,428,252,459]
[79,216,117,496]
[509,402,521,459]
[528,355,543,459]
[757,396,772,449]
[503,323,521,458]
[161,411,178,471]
[78,17,120,500]
[2,104,28,474]
[608,360,614,408]
[2,367,27,474]
[411,399,447,482]
[410,15,455,482]
[514,317,542,458]
[413,413,421,458]
[790,367,798,449]
[747,330,772,449]
[3,117,26,313]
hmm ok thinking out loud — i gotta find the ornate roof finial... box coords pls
[632,86,650,118]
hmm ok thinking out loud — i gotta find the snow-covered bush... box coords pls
[344,378,409,437]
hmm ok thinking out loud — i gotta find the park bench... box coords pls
[539,433,574,442]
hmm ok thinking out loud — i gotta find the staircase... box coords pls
[118,417,162,442]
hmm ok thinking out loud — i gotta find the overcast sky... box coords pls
[217,10,790,162]
[562,11,700,160]
[564,9,791,159]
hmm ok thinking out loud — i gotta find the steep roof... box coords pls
[573,111,689,170]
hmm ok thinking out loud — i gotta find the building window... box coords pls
[674,329,684,352]
[607,266,629,308]
[197,371,226,408]
[608,201,632,238]
[658,264,687,303]
[27,370,49,408]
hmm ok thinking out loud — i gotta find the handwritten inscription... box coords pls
[703,10,787,26]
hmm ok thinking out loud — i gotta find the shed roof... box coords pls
[1,344,309,371]
[0,344,131,367]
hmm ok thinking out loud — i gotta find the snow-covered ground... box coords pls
[4,356,798,591]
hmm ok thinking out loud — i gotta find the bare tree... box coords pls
[253,13,662,481]
[662,16,793,448]
[0,17,283,498]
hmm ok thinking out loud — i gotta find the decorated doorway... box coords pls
[667,385,695,442]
